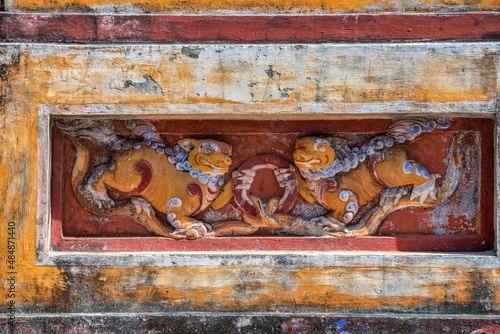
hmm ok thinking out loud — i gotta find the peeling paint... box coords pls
[7,0,500,13]
[1,41,500,319]
[265,65,281,79]
[124,74,163,95]
[181,46,204,59]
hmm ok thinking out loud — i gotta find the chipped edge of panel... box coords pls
[36,107,51,266]
[36,102,499,268]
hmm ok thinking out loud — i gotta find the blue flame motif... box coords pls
[346,201,358,213]
[403,160,430,179]
[339,189,359,223]
[167,197,182,212]
[403,160,414,174]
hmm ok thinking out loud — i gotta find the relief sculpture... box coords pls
[56,117,466,240]
[57,120,232,239]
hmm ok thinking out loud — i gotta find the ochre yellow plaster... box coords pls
[0,45,498,313]
[10,0,500,12]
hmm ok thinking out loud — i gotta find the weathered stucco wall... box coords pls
[1,0,500,329]
[6,0,500,13]
[0,43,499,319]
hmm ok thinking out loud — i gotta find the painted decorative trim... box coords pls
[2,13,500,44]
[36,102,499,267]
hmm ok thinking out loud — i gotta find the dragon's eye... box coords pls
[199,142,219,154]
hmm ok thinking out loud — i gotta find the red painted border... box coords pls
[54,234,488,253]
[50,117,495,253]
[1,13,500,43]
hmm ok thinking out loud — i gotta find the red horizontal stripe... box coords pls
[53,234,490,252]
[1,13,500,43]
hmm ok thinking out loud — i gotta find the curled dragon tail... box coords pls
[56,119,166,151]
[67,138,112,214]
[434,131,464,201]
[66,137,174,237]
[57,118,167,211]
[339,131,465,237]
[71,139,91,190]
[56,119,132,149]
[59,120,174,237]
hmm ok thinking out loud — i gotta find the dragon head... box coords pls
[177,138,232,175]
[293,137,347,170]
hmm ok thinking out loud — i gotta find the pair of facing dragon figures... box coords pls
[57,117,464,239]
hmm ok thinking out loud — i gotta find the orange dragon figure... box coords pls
[212,118,464,237]
[289,118,464,236]
[294,136,430,216]
[57,119,232,239]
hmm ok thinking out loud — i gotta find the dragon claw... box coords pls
[380,186,409,212]
[410,173,440,203]
[233,170,254,190]
[131,197,155,218]
[274,167,295,188]
[313,216,347,234]
[101,198,115,209]
[83,185,115,210]
[172,222,209,240]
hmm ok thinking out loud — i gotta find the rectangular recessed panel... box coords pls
[49,115,495,253]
